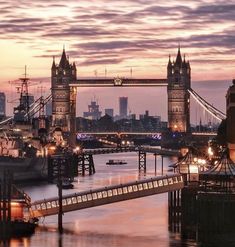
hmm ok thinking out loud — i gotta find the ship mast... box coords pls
[13,66,31,124]
[19,66,30,122]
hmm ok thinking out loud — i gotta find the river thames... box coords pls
[4,152,198,247]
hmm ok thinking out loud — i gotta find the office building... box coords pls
[119,97,128,119]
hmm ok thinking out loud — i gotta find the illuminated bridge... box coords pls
[31,174,183,217]
[82,146,180,156]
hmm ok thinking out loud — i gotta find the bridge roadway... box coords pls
[31,174,183,218]
[77,131,217,136]
[70,78,167,87]
[82,146,180,156]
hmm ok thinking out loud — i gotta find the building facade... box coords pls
[167,48,191,132]
[51,48,77,132]
[226,79,235,161]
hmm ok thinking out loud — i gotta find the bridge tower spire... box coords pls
[51,48,77,138]
[167,47,191,132]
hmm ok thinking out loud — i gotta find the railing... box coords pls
[31,174,184,217]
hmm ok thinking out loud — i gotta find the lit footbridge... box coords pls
[31,174,183,218]
[83,146,180,156]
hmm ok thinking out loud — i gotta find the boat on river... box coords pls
[57,178,74,189]
[106,159,127,165]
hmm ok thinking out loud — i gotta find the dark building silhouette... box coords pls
[51,48,77,132]
[0,92,6,118]
[227,79,235,161]
[83,101,102,120]
[105,108,114,118]
[167,47,191,132]
[119,97,128,118]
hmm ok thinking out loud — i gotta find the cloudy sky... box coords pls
[1,0,234,122]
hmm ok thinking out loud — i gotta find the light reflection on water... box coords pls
[2,152,198,247]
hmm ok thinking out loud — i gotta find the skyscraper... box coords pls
[0,92,6,118]
[119,97,128,118]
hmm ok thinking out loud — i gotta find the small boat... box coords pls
[106,159,127,165]
[57,178,74,189]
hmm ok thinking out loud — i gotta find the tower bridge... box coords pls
[0,47,225,133]
[48,47,225,141]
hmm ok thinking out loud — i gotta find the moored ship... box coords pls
[0,69,49,182]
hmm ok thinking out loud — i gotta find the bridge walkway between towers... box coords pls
[31,174,183,218]
[82,147,180,156]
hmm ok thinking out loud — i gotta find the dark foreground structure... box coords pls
[169,152,235,246]
[0,171,37,240]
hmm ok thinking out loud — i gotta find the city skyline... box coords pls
[1,0,234,119]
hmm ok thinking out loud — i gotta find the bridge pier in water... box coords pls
[78,154,96,176]
[47,154,78,183]
[138,151,146,172]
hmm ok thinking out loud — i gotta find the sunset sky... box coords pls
[1,0,235,122]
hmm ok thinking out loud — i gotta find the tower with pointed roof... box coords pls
[167,47,191,132]
[51,48,77,133]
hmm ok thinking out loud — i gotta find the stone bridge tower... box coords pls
[51,48,77,133]
[167,47,191,132]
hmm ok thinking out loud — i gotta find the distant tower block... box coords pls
[226,79,235,162]
[119,97,128,119]
[51,48,77,132]
[167,47,191,132]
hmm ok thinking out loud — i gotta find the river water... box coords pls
[4,152,198,247]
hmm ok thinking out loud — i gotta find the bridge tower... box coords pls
[167,47,191,132]
[51,48,77,134]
